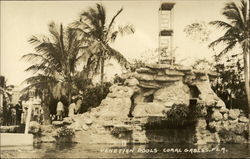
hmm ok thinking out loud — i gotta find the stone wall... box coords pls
[207,108,248,143]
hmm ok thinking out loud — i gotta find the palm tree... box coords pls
[72,3,135,89]
[209,0,249,115]
[22,22,88,124]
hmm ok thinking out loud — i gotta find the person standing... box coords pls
[10,104,16,125]
[32,107,40,122]
[22,107,28,124]
[6,104,11,125]
[3,101,9,125]
[39,108,44,124]
[75,98,82,114]
[56,100,64,121]
[15,103,22,125]
[68,100,76,117]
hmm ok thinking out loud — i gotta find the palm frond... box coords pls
[209,35,236,48]
[21,74,58,94]
[110,31,118,42]
[107,24,135,43]
[96,3,106,27]
[222,1,245,29]
[52,82,69,99]
[209,20,233,30]
[239,0,247,24]
[217,40,237,57]
[48,22,61,43]
[71,20,93,34]
[59,23,65,56]
[118,24,135,36]
[105,45,129,67]
[209,0,248,57]
[23,74,57,84]
[107,7,123,34]
[71,3,132,84]
[25,64,46,73]
[21,53,47,63]
[81,8,99,31]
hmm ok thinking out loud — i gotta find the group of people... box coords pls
[3,102,23,126]
[55,98,82,121]
[2,100,45,126]
[31,106,44,124]
[3,97,83,125]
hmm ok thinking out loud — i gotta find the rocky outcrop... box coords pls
[195,119,220,145]
[228,109,240,120]
[64,63,234,145]
[154,81,190,106]
[133,63,225,111]
[211,110,223,121]
[239,116,248,123]
[92,85,134,119]
[34,83,139,144]
[132,102,165,117]
[34,63,248,145]
[194,80,225,108]
[207,107,248,143]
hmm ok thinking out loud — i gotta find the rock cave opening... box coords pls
[188,85,200,98]
[128,92,139,118]
[143,94,154,103]
[189,98,197,109]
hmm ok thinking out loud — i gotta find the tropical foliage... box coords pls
[208,0,250,114]
[184,21,211,43]
[212,53,247,112]
[164,103,205,127]
[55,126,75,138]
[72,4,134,86]
[79,82,112,113]
[22,3,134,123]
[191,58,214,71]
[22,22,88,100]
[22,22,89,123]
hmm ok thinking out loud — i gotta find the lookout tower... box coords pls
[158,1,175,64]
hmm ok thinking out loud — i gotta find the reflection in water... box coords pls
[1,142,249,158]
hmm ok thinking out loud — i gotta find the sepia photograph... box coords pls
[0,0,250,158]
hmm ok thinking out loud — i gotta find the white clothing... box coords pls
[68,103,76,117]
[56,101,64,111]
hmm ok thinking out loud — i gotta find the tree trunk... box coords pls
[68,92,72,104]
[42,105,51,125]
[243,44,250,141]
[246,0,250,141]
[100,54,105,94]
[42,92,51,125]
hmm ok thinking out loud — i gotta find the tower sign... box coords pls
[159,2,175,64]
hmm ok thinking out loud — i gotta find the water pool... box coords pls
[1,142,249,158]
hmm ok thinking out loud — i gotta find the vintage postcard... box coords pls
[0,0,249,158]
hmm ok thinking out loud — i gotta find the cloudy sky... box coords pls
[1,0,229,85]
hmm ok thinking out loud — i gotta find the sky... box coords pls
[1,0,229,86]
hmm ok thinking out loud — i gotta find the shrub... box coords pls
[212,59,248,114]
[113,74,125,85]
[189,103,207,119]
[165,104,204,126]
[80,82,112,113]
[165,104,189,125]
[29,121,41,135]
[130,59,146,72]
[111,127,120,137]
[55,127,75,138]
